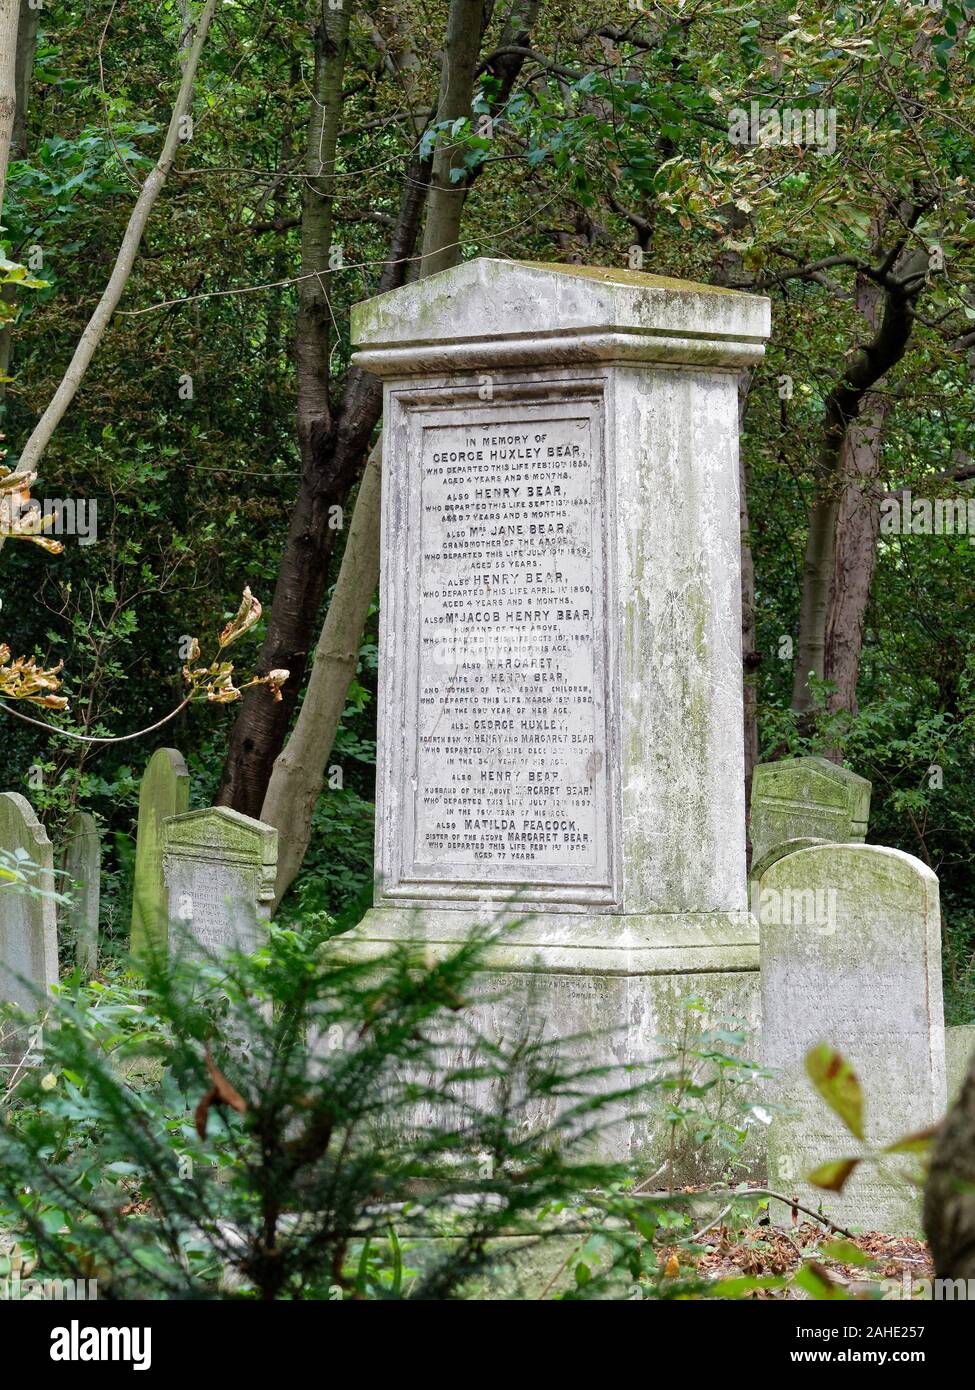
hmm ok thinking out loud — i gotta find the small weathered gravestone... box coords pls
[162,808,277,958]
[0,793,59,1042]
[750,757,870,867]
[946,1024,975,1105]
[130,748,189,961]
[61,811,100,976]
[760,843,946,1233]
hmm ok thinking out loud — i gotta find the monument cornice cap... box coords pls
[351,257,771,375]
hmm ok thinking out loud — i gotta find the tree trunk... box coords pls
[11,0,36,159]
[295,5,349,472]
[823,394,890,737]
[262,440,381,906]
[790,254,926,712]
[215,136,433,815]
[0,0,20,214]
[924,1056,975,1280]
[15,0,221,477]
[260,0,541,902]
[0,0,40,390]
[419,0,491,278]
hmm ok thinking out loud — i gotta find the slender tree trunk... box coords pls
[261,0,540,903]
[262,440,381,905]
[823,394,890,739]
[0,0,20,214]
[419,0,490,277]
[15,0,221,476]
[11,0,36,159]
[295,5,349,470]
[0,0,40,390]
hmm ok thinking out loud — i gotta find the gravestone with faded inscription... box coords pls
[760,843,946,1233]
[162,808,276,958]
[130,748,190,961]
[0,793,59,1042]
[61,810,100,976]
[750,757,870,867]
[344,257,771,1165]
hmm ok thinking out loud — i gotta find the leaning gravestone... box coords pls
[61,811,100,976]
[760,844,946,1234]
[342,257,771,1167]
[130,748,189,961]
[0,793,59,1045]
[162,808,277,958]
[750,757,870,867]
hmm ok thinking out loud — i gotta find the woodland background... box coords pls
[2,0,975,1018]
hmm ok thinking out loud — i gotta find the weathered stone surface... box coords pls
[946,1024,975,1105]
[760,844,946,1233]
[61,810,100,976]
[750,757,870,867]
[0,793,59,1039]
[130,748,189,961]
[342,258,770,1170]
[162,808,277,958]
[748,837,826,916]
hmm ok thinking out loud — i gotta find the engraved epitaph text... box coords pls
[390,397,614,901]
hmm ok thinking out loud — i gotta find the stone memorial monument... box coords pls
[61,810,100,976]
[0,792,59,1037]
[343,257,770,1162]
[162,807,277,958]
[130,747,190,961]
[760,843,946,1233]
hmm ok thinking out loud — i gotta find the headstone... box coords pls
[162,808,277,958]
[130,748,189,961]
[0,793,59,1045]
[750,757,870,866]
[61,811,100,976]
[946,1024,975,1105]
[760,844,946,1233]
[343,258,771,1167]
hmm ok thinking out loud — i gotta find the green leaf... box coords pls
[821,1239,872,1267]
[795,1261,847,1301]
[808,1157,860,1193]
[883,1126,938,1156]
[805,1044,865,1139]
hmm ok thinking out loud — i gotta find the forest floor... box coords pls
[676,1220,933,1298]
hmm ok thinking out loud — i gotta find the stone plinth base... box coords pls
[340,907,762,1181]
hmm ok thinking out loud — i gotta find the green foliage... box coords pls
[0,919,650,1299]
